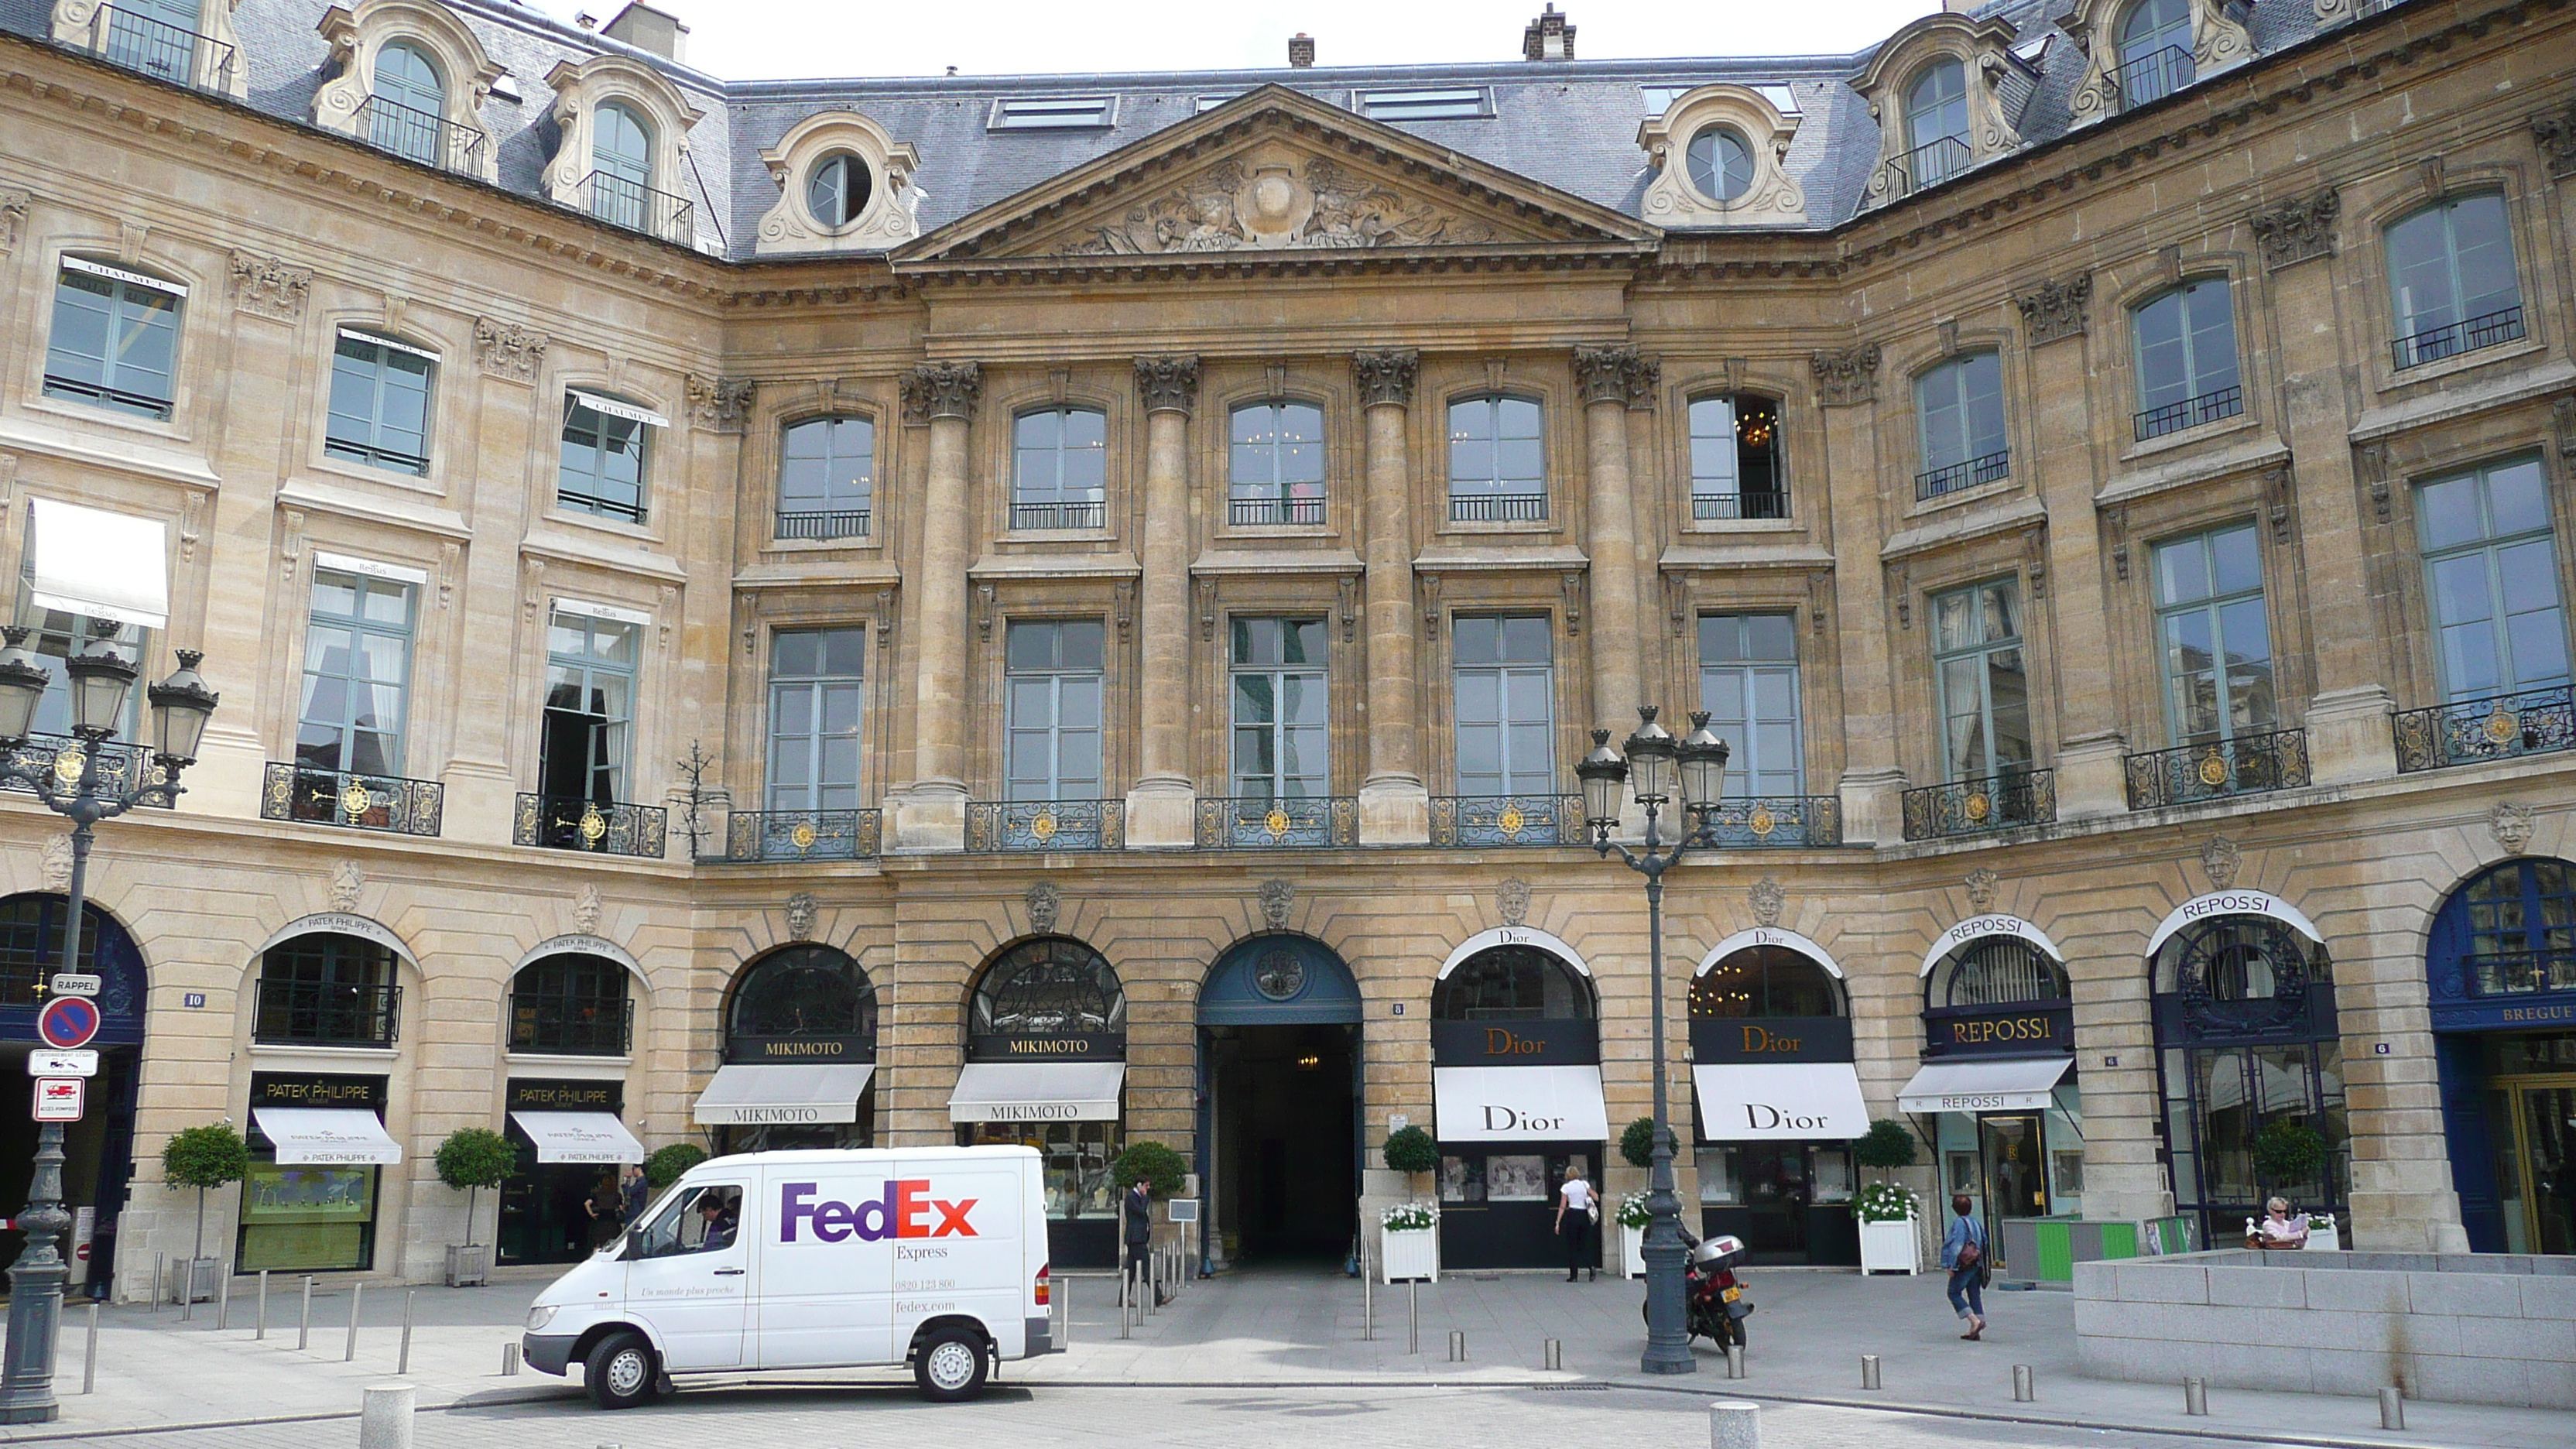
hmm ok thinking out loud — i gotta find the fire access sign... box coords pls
[33,1077,81,1122]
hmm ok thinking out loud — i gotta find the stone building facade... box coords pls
[0,0,2571,1292]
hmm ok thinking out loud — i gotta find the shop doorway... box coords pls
[2481,1074,2576,1254]
[1196,934,1363,1269]
[0,896,147,1299]
[1980,1114,2046,1218]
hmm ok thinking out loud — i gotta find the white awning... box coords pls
[948,1062,1126,1122]
[1433,1065,1611,1142]
[1692,1063,1872,1141]
[509,1110,645,1165]
[566,388,668,428]
[253,1108,402,1166]
[692,1063,875,1125]
[29,499,170,631]
[1896,1057,2074,1115]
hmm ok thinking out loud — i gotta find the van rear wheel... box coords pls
[585,1331,658,1410]
[913,1326,989,1402]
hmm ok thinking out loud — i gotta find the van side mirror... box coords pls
[618,1231,645,1262]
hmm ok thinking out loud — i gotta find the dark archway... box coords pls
[2429,857,2576,1252]
[1197,934,1361,1267]
[0,894,146,1297]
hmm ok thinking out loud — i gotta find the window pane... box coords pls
[1007,622,1057,672]
[1060,620,1105,672]
[2154,534,2211,606]
[1454,616,1498,665]
[1743,614,1796,662]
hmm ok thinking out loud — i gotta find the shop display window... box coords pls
[238,1162,376,1272]
[963,1120,1119,1218]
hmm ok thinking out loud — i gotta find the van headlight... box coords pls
[526,1306,557,1331]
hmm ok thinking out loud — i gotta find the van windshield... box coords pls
[632,1184,743,1258]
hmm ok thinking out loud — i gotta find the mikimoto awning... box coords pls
[29,498,170,631]
[253,1108,402,1166]
[509,1110,645,1165]
[1432,1065,1611,1142]
[1691,1063,1871,1141]
[693,1063,875,1125]
[947,1062,1126,1123]
[1896,1057,2074,1115]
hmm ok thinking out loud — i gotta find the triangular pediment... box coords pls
[896,84,1655,268]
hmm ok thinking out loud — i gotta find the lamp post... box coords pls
[1578,706,1727,1376]
[0,625,216,1424]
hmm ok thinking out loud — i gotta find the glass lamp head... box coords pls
[0,627,50,745]
[1576,728,1628,829]
[63,627,139,739]
[147,649,219,765]
[1622,705,1676,805]
[1677,711,1732,810]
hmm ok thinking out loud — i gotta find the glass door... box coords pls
[2513,1081,2576,1255]
[1979,1113,2046,1235]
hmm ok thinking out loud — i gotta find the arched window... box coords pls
[1433,945,1593,1021]
[806,152,872,228]
[104,0,209,86]
[776,414,875,539]
[1933,937,2067,1009]
[2451,858,2576,997]
[728,944,877,1050]
[1903,59,1969,187]
[971,937,1125,1037]
[2387,193,2523,369]
[2115,0,2195,107]
[44,258,180,420]
[1692,946,1841,1019]
[368,41,447,164]
[589,102,655,231]
[1685,125,1754,203]
[1228,401,1324,525]
[1686,394,1783,519]
[2131,278,2240,438]
[1447,395,1546,523]
[509,953,632,1055]
[255,933,401,1046]
[1011,406,1107,530]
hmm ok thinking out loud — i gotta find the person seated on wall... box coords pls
[2250,1197,2308,1250]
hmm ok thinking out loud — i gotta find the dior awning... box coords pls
[252,1108,402,1166]
[1896,1057,2074,1115]
[509,1110,646,1164]
[947,1062,1126,1122]
[1691,1063,1872,1141]
[692,1063,875,1125]
[1432,1065,1611,1142]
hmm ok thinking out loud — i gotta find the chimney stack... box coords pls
[1288,33,1315,67]
[601,2,689,62]
[1523,5,1574,61]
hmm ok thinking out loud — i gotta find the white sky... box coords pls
[523,1,1944,82]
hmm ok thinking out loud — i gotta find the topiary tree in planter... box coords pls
[433,1127,516,1248]
[1619,1117,1659,1170]
[1381,1125,1437,1177]
[1854,1118,1920,1184]
[1113,1140,1189,1197]
[644,1142,708,1190]
[2253,1118,2328,1196]
[161,1123,248,1283]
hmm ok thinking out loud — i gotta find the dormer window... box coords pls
[1903,60,1971,190]
[2113,0,2194,110]
[542,54,705,247]
[589,103,663,233]
[62,0,241,97]
[1686,127,1753,204]
[1855,13,2030,208]
[754,110,923,256]
[366,41,446,165]
[807,153,871,228]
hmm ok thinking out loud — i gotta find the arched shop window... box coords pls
[728,944,878,1046]
[1428,942,1608,1271]
[254,933,401,1046]
[1935,937,2067,1009]
[971,937,1127,1037]
[2427,858,2576,1253]
[1912,925,2082,1244]
[1691,947,1842,1019]
[2152,915,2342,1247]
[958,937,1129,1263]
[717,944,878,1153]
[1690,944,1862,1266]
[1431,945,1595,1020]
[509,953,632,1056]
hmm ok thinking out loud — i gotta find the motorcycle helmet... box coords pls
[1690,1234,1746,1268]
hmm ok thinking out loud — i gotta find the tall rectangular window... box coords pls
[1005,620,1104,800]
[2387,193,2524,369]
[1447,396,1546,522]
[2418,454,2567,701]
[1012,407,1107,529]
[297,569,415,777]
[324,331,434,475]
[1231,617,1327,799]
[2151,523,2274,745]
[777,416,874,540]
[540,610,638,805]
[1931,579,2030,781]
[1914,351,2007,498]
[1453,615,1553,796]
[44,262,180,420]
[1687,395,1785,520]
[2132,279,2241,440]
[766,627,865,813]
[1698,614,1804,796]
[1228,402,1324,525]
[559,391,656,523]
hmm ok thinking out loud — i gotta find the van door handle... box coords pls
[711,1268,745,1276]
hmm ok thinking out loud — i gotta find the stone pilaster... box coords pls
[1813,344,1906,843]
[896,361,980,851]
[1354,348,1428,844]
[1128,355,1200,848]
[1575,347,1646,733]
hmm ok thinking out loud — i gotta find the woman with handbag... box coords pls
[1554,1164,1598,1283]
[1941,1194,1989,1340]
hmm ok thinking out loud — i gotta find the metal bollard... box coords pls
[298,1276,313,1350]
[2379,1386,2406,1430]
[1447,1328,1464,1363]
[1725,1343,1745,1379]
[2184,1376,2208,1416]
[359,1382,416,1449]
[80,1302,98,1395]
[1118,1259,1131,1340]
[501,1341,521,1376]
[1407,1281,1419,1355]
[216,1264,231,1331]
[344,1281,364,1362]
[1362,1266,1372,1341]
[1707,1399,1761,1449]
[1860,1354,1881,1391]
[1060,1275,1070,1349]
[2012,1364,2035,1403]
[397,1290,415,1374]
[1544,1338,1562,1371]
[257,1270,269,1340]
[151,1253,164,1314]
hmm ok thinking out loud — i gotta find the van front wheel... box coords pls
[913,1327,989,1402]
[585,1331,659,1410]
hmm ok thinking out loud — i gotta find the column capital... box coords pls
[1134,355,1201,416]
[900,360,982,423]
[1351,348,1420,409]
[1810,344,1881,407]
[1573,344,1644,406]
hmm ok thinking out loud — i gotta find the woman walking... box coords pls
[1941,1194,1988,1340]
[1553,1163,1598,1282]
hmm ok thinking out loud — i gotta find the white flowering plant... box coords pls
[1616,1192,1653,1229]
[1381,1201,1437,1231]
[1854,1181,1920,1224]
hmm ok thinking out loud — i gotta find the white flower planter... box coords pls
[1622,1223,1646,1279]
[1859,1214,1920,1274]
[2301,1216,2341,1252]
[1382,1225,1438,1283]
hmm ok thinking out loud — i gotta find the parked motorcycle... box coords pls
[1637,1231,1752,1349]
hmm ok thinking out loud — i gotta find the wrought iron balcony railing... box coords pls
[260,763,444,837]
[80,5,237,95]
[1428,793,1584,848]
[968,798,1125,852]
[1229,496,1326,526]
[508,992,634,1056]
[706,808,882,862]
[1882,134,1973,198]
[513,793,669,858]
[2392,306,2526,370]
[1901,768,2056,841]
[1915,450,2010,500]
[2393,685,2576,772]
[2,735,170,809]
[1691,490,1788,522]
[2133,384,2243,441]
[1448,493,1549,523]
[2108,45,2195,112]
[254,978,401,1047]
[354,94,485,176]
[2463,949,2576,999]
[1196,795,1359,850]
[41,372,173,420]
[574,170,694,246]
[776,508,871,541]
[1691,796,1845,848]
[2123,728,2310,810]
[1011,500,1105,530]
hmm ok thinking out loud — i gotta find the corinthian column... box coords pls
[896,360,980,851]
[1574,346,1649,736]
[1355,348,1428,845]
[1127,356,1200,848]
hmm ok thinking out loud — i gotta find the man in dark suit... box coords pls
[1123,1177,1163,1306]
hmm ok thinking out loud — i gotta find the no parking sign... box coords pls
[37,996,100,1050]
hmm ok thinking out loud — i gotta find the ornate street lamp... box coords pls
[1578,705,1725,1376]
[0,625,215,1424]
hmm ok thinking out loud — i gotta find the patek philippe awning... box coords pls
[1896,1057,2075,1115]
[693,1063,875,1125]
[253,1108,403,1166]
[29,498,170,631]
[947,1062,1126,1123]
[509,1110,646,1165]
[1433,1065,1612,1142]
[1691,1063,1872,1141]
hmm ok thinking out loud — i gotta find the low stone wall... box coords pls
[2073,1249,2576,1409]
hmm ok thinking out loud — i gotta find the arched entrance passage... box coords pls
[2428,858,2576,1252]
[1197,933,1360,1266]
[694,944,878,1153]
[953,937,1128,1269]
[1688,930,1866,1266]
[0,894,145,1298]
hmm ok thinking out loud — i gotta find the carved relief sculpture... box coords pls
[785,890,817,940]
[1259,878,1295,932]
[230,251,313,322]
[328,860,365,913]
[687,376,755,432]
[1134,355,1201,415]
[2250,188,2339,272]
[2201,835,2242,891]
[2534,102,2576,181]
[473,318,548,381]
[2014,272,2092,346]
[1749,875,1785,928]
[902,361,982,423]
[2492,803,2537,855]
[1573,345,1640,406]
[1026,882,1060,934]
[1351,348,1420,409]
[1811,344,1881,407]
[572,883,602,936]
[1497,878,1531,928]
[1965,867,2000,913]
[1060,151,1504,255]
[0,189,27,254]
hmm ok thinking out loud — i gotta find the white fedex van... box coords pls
[522,1146,1056,1408]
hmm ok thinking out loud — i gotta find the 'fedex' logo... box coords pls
[780,1180,978,1242]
